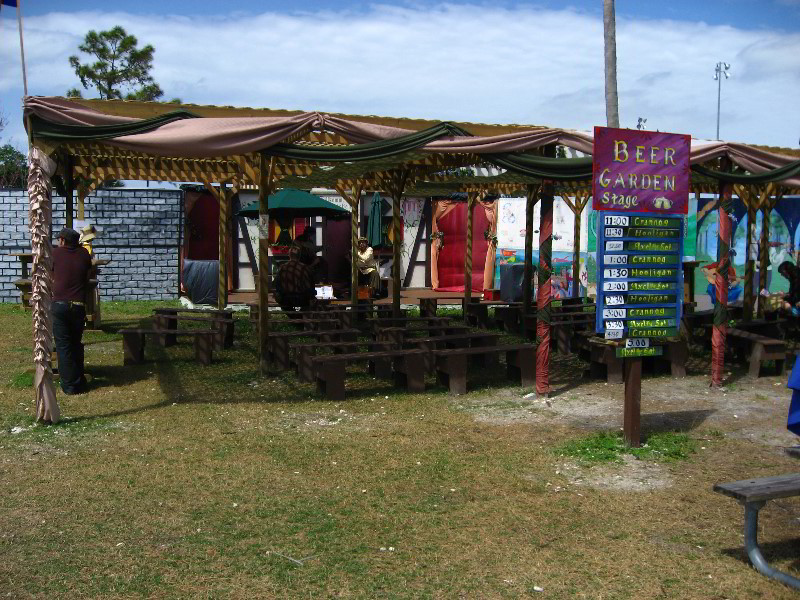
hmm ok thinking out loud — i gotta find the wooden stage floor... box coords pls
[227,288,470,306]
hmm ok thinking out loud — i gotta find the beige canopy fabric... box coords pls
[23,97,800,188]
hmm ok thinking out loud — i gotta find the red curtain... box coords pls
[433,201,491,291]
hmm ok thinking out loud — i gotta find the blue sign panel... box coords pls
[595,212,684,339]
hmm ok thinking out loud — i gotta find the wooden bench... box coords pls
[268,317,341,332]
[120,328,215,365]
[313,349,426,400]
[152,313,233,350]
[403,331,501,373]
[713,474,800,590]
[377,324,471,346]
[493,305,523,333]
[366,315,451,332]
[575,335,687,383]
[293,339,395,382]
[269,328,360,370]
[433,344,536,395]
[728,328,786,378]
[523,312,596,353]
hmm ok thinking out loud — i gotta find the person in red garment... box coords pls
[52,228,92,394]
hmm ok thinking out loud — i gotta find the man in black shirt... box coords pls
[275,246,315,312]
[52,228,92,394]
[778,261,800,316]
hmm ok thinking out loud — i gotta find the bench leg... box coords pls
[371,357,392,379]
[748,344,764,378]
[437,354,467,395]
[394,353,425,392]
[122,332,145,365]
[316,363,345,401]
[297,348,316,383]
[744,501,800,590]
[224,319,234,348]
[507,348,535,387]
[416,340,436,374]
[212,321,225,352]
[274,338,290,371]
[669,342,687,378]
[194,333,213,365]
[607,354,623,384]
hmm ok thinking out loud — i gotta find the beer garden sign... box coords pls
[592,127,691,358]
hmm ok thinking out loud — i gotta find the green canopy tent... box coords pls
[366,192,385,248]
[237,188,349,219]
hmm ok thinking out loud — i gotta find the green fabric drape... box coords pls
[367,192,384,248]
[27,110,199,141]
[691,161,800,184]
[488,153,593,180]
[265,122,473,162]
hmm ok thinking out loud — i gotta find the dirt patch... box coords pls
[559,455,673,492]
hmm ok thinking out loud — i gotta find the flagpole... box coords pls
[16,0,27,96]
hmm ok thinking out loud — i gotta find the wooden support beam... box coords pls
[535,144,556,397]
[258,154,276,375]
[523,183,540,315]
[734,183,758,321]
[64,155,74,229]
[334,180,365,309]
[711,157,733,388]
[381,169,411,317]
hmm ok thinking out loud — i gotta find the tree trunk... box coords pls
[604,0,620,128]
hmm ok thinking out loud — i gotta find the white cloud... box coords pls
[1,3,798,150]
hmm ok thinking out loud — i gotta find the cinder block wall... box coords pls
[1,187,183,302]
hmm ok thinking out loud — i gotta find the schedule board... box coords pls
[595,212,684,339]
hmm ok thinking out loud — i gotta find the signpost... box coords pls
[592,127,690,447]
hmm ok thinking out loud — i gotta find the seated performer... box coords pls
[274,246,315,312]
[356,237,380,296]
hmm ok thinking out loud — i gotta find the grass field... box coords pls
[1,301,799,599]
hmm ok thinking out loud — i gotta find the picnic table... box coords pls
[714,474,800,590]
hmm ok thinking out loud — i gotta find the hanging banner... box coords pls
[592,127,691,214]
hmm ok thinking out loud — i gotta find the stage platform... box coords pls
[227,288,473,307]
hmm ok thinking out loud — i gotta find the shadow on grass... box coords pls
[722,539,800,573]
[640,408,716,435]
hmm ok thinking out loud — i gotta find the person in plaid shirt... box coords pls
[275,247,315,312]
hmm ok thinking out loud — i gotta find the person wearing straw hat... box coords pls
[78,224,100,327]
[79,224,97,256]
[356,236,380,296]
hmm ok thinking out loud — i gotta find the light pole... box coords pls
[636,117,647,130]
[714,62,731,140]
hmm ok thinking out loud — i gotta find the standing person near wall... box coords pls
[52,228,92,395]
[79,224,101,326]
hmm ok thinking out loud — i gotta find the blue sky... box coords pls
[1,1,799,152]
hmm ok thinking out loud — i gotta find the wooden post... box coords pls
[258,154,274,375]
[742,187,756,322]
[464,192,476,307]
[535,146,556,397]
[335,181,363,310]
[64,155,74,230]
[522,184,539,314]
[711,167,733,388]
[757,192,774,318]
[217,183,228,310]
[384,170,409,318]
[572,193,588,299]
[623,357,642,447]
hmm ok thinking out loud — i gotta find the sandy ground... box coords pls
[457,352,798,491]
